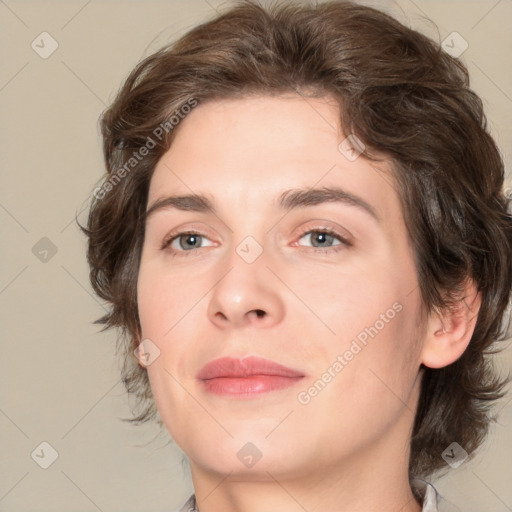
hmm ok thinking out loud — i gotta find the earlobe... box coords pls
[420,279,482,369]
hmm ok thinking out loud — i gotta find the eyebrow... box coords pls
[145,186,380,223]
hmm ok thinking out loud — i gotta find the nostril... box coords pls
[254,309,265,317]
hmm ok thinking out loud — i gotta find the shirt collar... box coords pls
[411,478,440,511]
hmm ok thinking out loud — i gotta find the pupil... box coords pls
[314,232,329,247]
[183,234,199,249]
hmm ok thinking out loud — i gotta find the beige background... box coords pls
[1,0,511,511]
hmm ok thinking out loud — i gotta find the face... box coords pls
[137,94,425,482]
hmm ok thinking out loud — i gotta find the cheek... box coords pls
[137,257,193,338]
[299,302,422,430]
[309,269,404,341]
[320,239,420,355]
[136,262,191,434]
[136,259,203,381]
[309,260,423,387]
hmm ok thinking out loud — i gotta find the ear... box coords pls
[421,278,482,369]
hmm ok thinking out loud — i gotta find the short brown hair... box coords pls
[81,0,512,481]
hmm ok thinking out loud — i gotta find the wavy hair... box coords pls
[80,0,512,480]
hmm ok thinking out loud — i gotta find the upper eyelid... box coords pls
[161,229,212,249]
[294,227,352,247]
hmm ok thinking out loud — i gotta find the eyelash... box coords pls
[161,227,352,257]
[294,227,352,253]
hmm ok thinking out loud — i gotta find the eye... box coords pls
[295,228,352,252]
[161,230,215,255]
[161,227,352,257]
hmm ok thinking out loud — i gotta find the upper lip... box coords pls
[197,356,305,380]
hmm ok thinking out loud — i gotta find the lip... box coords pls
[197,356,305,397]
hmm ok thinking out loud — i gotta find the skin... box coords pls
[136,94,481,512]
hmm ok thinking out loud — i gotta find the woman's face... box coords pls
[137,94,425,482]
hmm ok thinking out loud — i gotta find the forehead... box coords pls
[148,94,401,228]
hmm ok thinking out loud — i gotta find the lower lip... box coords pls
[201,375,304,396]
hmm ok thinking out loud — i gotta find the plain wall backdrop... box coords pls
[1,0,511,511]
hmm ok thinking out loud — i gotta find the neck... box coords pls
[187,409,423,512]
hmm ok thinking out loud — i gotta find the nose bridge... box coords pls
[206,230,284,328]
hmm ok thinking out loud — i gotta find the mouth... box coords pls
[197,356,305,397]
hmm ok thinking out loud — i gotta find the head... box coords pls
[82,0,512,485]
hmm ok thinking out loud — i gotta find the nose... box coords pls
[206,249,285,329]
